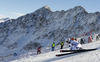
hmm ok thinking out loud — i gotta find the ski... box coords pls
[56,48,97,57]
[60,48,97,52]
[56,52,76,56]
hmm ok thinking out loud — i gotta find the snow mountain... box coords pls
[0,5,100,59]
[0,18,10,23]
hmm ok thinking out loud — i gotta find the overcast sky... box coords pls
[0,0,100,19]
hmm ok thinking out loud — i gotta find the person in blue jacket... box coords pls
[14,52,17,56]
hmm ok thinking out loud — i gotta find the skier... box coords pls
[80,38,85,44]
[66,38,82,50]
[52,42,55,51]
[37,46,41,54]
[14,52,17,56]
[60,41,64,49]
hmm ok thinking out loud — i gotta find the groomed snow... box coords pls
[3,40,100,62]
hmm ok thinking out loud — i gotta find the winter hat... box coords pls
[75,38,77,41]
[66,38,70,42]
[66,38,69,41]
[71,38,74,40]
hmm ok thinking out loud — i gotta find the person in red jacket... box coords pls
[37,46,41,54]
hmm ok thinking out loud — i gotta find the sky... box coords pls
[0,0,100,19]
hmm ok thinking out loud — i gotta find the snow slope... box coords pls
[3,40,100,62]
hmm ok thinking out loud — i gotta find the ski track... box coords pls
[0,41,100,62]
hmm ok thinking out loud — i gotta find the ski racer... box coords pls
[66,38,82,50]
